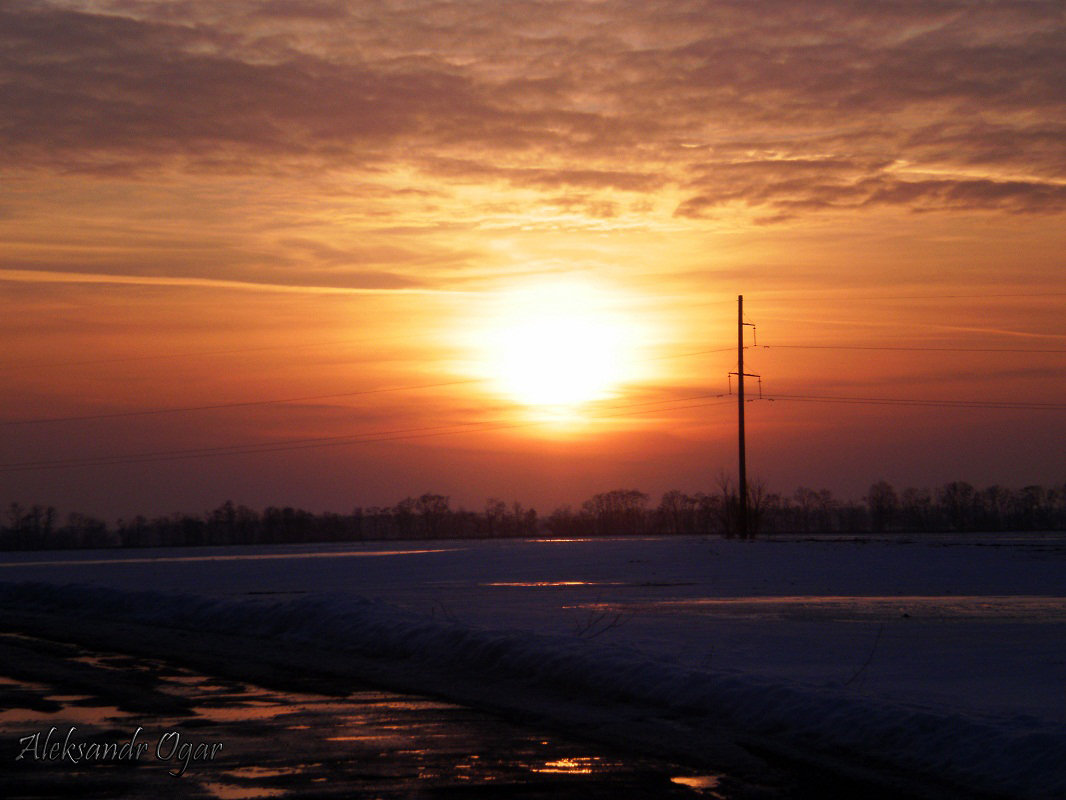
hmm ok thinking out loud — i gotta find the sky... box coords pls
[2,0,1064,520]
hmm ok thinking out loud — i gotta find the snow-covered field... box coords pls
[2,533,1065,797]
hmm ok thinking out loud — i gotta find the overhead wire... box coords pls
[2,347,740,426]
[0,396,736,473]
[0,332,427,373]
[764,393,1066,411]
[0,379,483,426]
[1,391,737,471]
[764,345,1066,354]
[4,312,1063,471]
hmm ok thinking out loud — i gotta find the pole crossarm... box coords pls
[728,372,763,398]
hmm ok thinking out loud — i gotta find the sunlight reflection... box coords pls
[671,774,724,795]
[224,766,302,779]
[199,782,287,799]
[531,756,615,774]
[0,703,132,725]
[0,548,461,568]
[671,774,721,789]
[482,581,624,588]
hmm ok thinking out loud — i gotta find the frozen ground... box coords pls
[2,533,1064,798]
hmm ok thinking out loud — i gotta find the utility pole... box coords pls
[737,294,748,539]
[730,295,758,538]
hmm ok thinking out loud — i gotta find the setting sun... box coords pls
[474,281,646,411]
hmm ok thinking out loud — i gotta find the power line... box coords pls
[765,393,1066,411]
[0,420,498,471]
[594,396,731,418]
[4,317,1062,473]
[7,341,1056,426]
[2,349,737,426]
[832,292,1066,301]
[0,333,735,376]
[752,291,1066,301]
[649,346,736,360]
[4,290,1062,373]
[765,345,1066,354]
[1,394,735,471]
[0,396,736,473]
[0,333,427,373]
[1,379,483,425]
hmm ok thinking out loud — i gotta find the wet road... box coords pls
[0,631,732,799]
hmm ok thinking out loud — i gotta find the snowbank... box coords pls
[2,578,1063,798]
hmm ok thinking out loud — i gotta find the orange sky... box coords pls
[2,1,1064,518]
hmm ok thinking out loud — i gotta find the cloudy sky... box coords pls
[2,0,1064,518]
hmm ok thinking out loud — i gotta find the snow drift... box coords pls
[2,579,1063,799]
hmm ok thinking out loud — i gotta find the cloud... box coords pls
[254,0,350,20]
[418,157,663,192]
[542,194,619,219]
[903,122,1066,179]
[0,268,465,295]
[1,0,1063,222]
[0,3,501,168]
[677,175,1066,218]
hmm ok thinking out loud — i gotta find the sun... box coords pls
[474,280,644,411]
[492,313,623,407]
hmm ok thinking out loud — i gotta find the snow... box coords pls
[2,533,1065,797]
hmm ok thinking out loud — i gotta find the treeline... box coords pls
[0,495,539,551]
[546,480,1066,538]
[2,480,1064,551]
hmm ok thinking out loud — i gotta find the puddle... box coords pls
[672,774,724,795]
[0,703,132,725]
[0,675,50,691]
[0,634,733,798]
[200,782,287,799]
[673,774,721,788]
[71,654,132,671]
[225,766,302,779]
[533,756,619,774]
[483,580,625,588]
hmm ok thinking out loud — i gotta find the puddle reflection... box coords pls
[671,774,725,796]
[533,756,610,774]
[224,766,302,779]
[200,781,287,799]
[0,635,731,798]
[0,703,132,725]
[483,580,624,588]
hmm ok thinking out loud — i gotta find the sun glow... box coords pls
[474,280,647,412]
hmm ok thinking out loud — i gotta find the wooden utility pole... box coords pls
[737,294,748,538]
